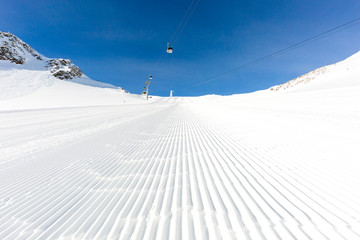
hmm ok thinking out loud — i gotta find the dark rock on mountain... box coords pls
[0,31,83,80]
[46,59,83,80]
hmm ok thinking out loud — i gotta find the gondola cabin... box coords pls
[167,43,173,54]
[167,47,173,53]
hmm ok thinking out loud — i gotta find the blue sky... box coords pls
[1,0,360,96]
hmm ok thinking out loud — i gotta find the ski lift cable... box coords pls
[156,49,167,64]
[183,17,360,89]
[169,0,197,44]
[155,0,200,63]
[172,0,200,45]
[148,0,200,88]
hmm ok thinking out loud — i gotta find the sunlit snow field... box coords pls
[1,51,360,239]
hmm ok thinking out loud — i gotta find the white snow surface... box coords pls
[1,50,360,239]
[0,47,143,109]
[0,75,144,110]
[0,62,144,109]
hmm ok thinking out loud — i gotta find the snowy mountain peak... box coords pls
[0,31,131,102]
[0,31,83,80]
[0,31,44,64]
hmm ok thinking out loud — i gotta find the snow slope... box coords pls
[270,50,360,92]
[1,33,360,239]
[0,68,145,110]
[0,76,145,110]
[0,87,360,239]
[1,31,144,110]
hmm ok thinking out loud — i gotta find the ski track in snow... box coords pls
[0,100,360,240]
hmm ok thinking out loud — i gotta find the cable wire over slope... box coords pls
[184,17,360,89]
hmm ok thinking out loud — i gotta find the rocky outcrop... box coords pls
[46,59,83,80]
[0,31,83,80]
[0,32,43,64]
